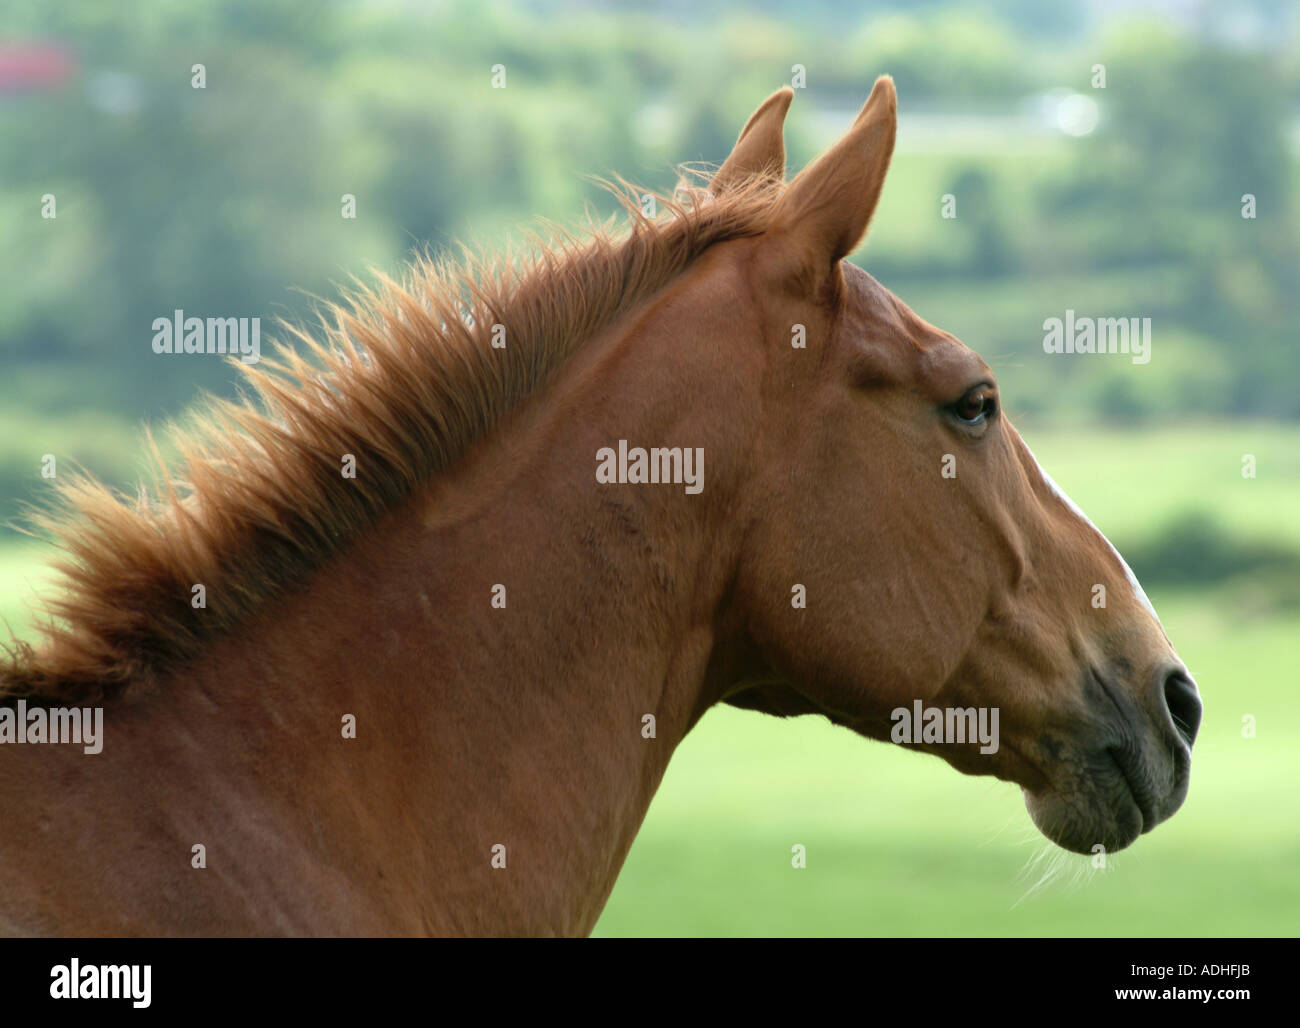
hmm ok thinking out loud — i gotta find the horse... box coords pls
[0,77,1200,936]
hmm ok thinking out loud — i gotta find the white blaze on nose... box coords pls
[1025,446,1161,623]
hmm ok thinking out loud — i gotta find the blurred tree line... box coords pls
[1,0,1297,531]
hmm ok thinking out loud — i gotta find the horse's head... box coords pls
[711,79,1200,854]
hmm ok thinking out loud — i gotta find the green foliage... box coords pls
[1,0,1297,578]
[1125,509,1300,588]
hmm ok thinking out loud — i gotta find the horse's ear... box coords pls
[711,87,793,195]
[772,75,896,270]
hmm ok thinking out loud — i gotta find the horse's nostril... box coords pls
[1163,669,1202,748]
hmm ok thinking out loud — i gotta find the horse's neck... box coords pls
[154,303,751,934]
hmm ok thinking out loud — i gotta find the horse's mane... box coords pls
[2,174,778,703]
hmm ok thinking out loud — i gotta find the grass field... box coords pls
[1,423,1296,935]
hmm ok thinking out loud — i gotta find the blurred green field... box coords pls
[2,423,1296,935]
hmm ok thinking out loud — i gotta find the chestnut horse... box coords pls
[0,78,1200,936]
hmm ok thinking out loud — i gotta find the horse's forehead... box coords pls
[843,263,955,349]
[840,262,980,394]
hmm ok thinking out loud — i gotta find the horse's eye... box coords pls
[952,386,997,426]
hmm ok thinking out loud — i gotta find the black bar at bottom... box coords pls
[0,937,1278,1014]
